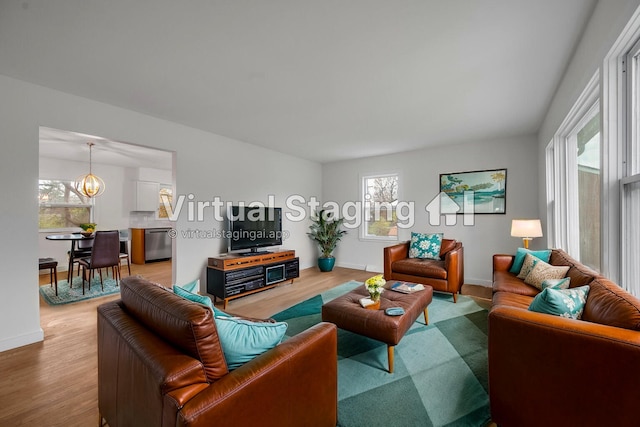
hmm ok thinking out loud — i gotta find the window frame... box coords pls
[546,72,600,261]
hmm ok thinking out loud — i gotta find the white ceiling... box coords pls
[39,126,173,170]
[0,0,597,164]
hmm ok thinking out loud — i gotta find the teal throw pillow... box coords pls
[541,277,571,290]
[528,285,590,320]
[214,316,288,370]
[173,284,230,318]
[409,232,443,260]
[509,248,552,274]
[174,278,199,293]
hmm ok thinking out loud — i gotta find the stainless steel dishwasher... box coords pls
[144,228,172,262]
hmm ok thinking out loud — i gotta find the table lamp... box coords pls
[511,219,543,249]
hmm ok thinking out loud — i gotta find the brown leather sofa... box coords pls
[383,239,464,302]
[97,276,338,427]
[489,249,640,427]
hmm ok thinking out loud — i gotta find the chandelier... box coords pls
[75,142,105,198]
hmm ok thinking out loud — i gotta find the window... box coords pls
[38,180,92,230]
[621,37,640,294]
[575,108,601,270]
[547,73,601,270]
[361,173,399,240]
[158,183,173,219]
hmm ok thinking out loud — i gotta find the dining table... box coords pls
[45,233,128,283]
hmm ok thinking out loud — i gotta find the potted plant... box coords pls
[307,209,347,272]
[79,222,97,237]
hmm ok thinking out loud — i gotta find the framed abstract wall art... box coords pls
[439,168,507,214]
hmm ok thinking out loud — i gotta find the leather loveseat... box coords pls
[489,249,640,427]
[97,276,338,427]
[384,239,464,302]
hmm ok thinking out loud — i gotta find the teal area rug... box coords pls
[39,274,120,305]
[272,280,490,427]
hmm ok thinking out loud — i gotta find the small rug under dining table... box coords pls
[39,275,120,305]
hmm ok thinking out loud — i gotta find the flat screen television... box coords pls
[227,206,283,255]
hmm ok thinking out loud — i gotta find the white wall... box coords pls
[322,136,539,285]
[0,74,322,352]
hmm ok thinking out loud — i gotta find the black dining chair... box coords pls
[118,229,131,276]
[77,230,120,294]
[68,237,94,286]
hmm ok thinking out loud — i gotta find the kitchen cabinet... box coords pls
[133,181,159,211]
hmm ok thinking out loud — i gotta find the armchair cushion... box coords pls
[391,258,447,279]
[409,232,443,260]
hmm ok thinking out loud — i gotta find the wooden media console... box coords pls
[207,250,299,309]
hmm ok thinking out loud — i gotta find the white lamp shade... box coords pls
[511,219,543,238]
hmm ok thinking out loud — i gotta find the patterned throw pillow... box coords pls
[524,261,570,290]
[541,277,571,290]
[409,232,443,260]
[528,285,590,319]
[517,253,539,279]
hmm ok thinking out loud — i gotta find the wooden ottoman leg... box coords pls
[387,345,394,373]
[424,308,429,325]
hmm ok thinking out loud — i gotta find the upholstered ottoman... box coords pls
[321,283,433,373]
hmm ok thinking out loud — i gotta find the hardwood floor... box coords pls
[0,262,491,426]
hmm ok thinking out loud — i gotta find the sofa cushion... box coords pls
[549,249,598,287]
[215,316,288,370]
[409,232,443,260]
[582,278,640,330]
[491,291,534,310]
[492,270,539,296]
[392,258,447,279]
[120,276,228,382]
[528,285,590,320]
[524,262,570,290]
[509,248,551,274]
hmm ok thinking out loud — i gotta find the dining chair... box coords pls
[118,229,131,276]
[68,237,94,286]
[78,230,120,294]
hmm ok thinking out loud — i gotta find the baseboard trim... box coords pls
[0,328,44,353]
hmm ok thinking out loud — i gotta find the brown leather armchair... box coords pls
[97,276,338,427]
[384,239,464,302]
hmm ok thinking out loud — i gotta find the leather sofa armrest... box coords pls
[489,306,640,426]
[444,243,464,289]
[176,322,338,427]
[493,254,514,272]
[383,241,409,279]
